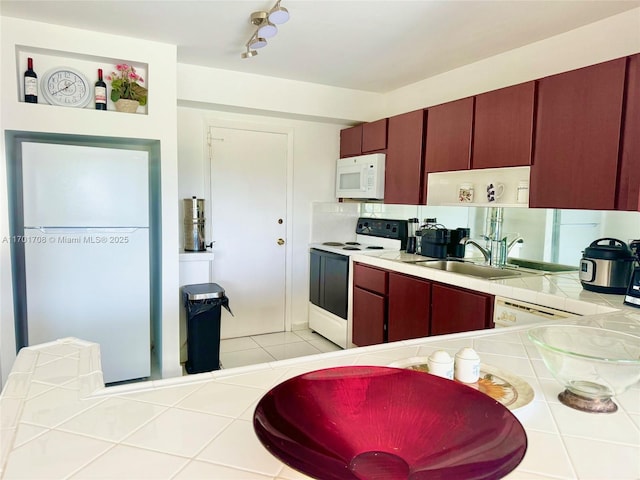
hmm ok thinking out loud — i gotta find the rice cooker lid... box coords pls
[584,238,633,260]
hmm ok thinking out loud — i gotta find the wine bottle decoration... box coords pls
[95,68,107,110]
[24,57,38,103]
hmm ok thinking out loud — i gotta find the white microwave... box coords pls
[335,153,385,199]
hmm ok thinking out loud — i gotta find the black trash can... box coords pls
[182,283,232,374]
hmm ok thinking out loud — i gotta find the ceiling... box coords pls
[1,1,639,93]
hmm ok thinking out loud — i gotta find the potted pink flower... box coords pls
[107,64,148,112]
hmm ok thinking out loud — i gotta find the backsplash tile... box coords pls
[310,201,359,242]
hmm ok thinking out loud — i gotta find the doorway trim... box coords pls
[202,118,295,332]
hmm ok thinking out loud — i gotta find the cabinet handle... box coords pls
[278,238,285,245]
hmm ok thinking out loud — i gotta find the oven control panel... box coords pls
[356,217,408,241]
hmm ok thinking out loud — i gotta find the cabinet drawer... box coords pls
[354,263,388,294]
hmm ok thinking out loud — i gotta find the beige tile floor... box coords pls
[219,329,342,369]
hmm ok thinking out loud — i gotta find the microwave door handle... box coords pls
[360,166,368,191]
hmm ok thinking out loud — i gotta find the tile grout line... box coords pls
[220,329,338,368]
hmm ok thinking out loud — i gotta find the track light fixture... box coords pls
[249,34,267,49]
[241,47,258,59]
[241,1,289,58]
[268,0,289,24]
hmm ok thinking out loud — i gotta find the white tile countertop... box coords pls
[1,312,639,479]
[351,250,629,316]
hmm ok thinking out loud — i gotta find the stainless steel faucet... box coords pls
[459,207,525,267]
[459,237,491,262]
[507,237,524,255]
[459,236,525,267]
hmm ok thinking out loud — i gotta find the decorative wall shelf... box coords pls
[15,45,148,115]
[427,166,530,207]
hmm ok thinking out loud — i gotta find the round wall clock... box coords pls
[41,67,92,108]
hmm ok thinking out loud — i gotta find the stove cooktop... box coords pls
[313,241,398,257]
[312,217,408,256]
[321,241,385,251]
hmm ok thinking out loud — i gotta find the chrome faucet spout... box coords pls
[459,237,491,262]
[507,237,524,254]
[508,237,524,248]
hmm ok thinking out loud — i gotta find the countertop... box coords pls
[349,251,628,316]
[1,313,639,479]
[1,253,639,479]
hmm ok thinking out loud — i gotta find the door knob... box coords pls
[277,238,285,245]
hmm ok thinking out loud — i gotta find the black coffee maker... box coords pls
[623,240,640,308]
[447,228,470,258]
[419,222,470,259]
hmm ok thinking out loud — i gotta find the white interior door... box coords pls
[209,126,288,338]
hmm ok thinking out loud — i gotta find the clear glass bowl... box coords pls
[253,366,527,480]
[528,324,640,413]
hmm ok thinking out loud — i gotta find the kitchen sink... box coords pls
[506,257,579,273]
[412,260,539,280]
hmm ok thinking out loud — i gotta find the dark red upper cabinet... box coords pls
[384,110,426,205]
[617,54,640,211]
[472,81,536,169]
[339,124,363,158]
[424,97,474,173]
[530,58,626,210]
[340,120,387,158]
[362,118,388,153]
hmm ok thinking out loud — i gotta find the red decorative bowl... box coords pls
[254,366,527,480]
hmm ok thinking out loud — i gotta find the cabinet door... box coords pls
[430,284,493,336]
[617,54,640,211]
[472,81,536,169]
[424,97,474,173]
[362,118,388,153]
[352,287,385,346]
[340,125,363,158]
[530,58,626,210]
[387,272,430,342]
[384,110,426,205]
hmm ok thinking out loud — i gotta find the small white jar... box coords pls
[427,350,454,379]
[454,347,480,383]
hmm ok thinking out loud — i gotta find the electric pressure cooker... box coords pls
[579,238,635,294]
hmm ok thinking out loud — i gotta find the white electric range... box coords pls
[308,218,408,348]
[309,237,403,256]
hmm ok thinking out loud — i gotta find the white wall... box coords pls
[178,8,640,123]
[177,64,382,124]
[177,106,346,330]
[0,17,181,384]
[382,7,640,117]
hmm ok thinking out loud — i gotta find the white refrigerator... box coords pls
[21,141,151,384]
